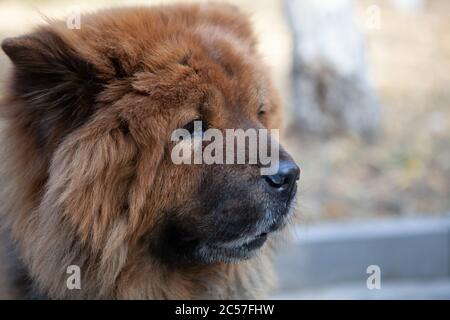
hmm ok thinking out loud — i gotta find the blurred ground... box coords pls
[274,278,450,300]
[291,0,450,222]
[0,0,449,224]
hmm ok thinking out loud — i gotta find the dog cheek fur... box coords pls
[14,124,135,298]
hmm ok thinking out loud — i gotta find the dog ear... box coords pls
[1,28,104,151]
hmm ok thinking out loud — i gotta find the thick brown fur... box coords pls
[0,3,287,299]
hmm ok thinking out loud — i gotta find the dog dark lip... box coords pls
[241,232,268,250]
[212,231,268,253]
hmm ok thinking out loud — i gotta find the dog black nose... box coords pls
[263,160,300,192]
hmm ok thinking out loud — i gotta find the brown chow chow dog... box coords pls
[0,3,299,299]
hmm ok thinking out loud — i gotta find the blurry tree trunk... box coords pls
[284,0,381,140]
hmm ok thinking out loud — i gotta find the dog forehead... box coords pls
[131,38,261,104]
[63,5,265,122]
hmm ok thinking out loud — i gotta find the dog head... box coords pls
[1,4,299,297]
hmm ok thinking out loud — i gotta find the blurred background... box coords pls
[0,0,449,299]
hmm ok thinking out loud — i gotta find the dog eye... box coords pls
[183,119,208,135]
[257,104,266,117]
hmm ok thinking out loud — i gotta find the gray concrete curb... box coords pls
[275,215,450,292]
